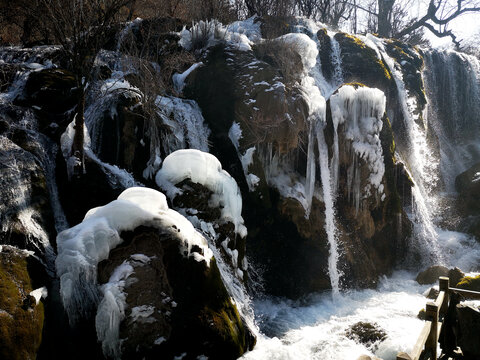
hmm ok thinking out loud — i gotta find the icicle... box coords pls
[314,119,342,296]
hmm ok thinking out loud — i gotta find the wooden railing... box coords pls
[396,276,480,360]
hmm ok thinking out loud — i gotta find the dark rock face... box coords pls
[455,162,480,222]
[456,305,480,360]
[166,179,248,282]
[0,246,45,360]
[335,32,393,91]
[185,36,414,298]
[97,225,254,360]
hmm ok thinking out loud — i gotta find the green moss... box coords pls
[0,252,44,360]
[456,275,480,291]
[344,82,366,88]
[334,32,392,88]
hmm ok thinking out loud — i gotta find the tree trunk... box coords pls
[378,0,395,37]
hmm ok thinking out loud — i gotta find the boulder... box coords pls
[184,39,414,298]
[346,322,387,348]
[23,69,78,114]
[425,287,439,300]
[97,225,255,360]
[456,304,480,360]
[415,266,465,286]
[448,267,466,287]
[455,162,480,216]
[415,265,449,284]
[0,246,45,360]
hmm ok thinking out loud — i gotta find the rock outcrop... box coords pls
[456,305,480,360]
[98,225,254,359]
[0,246,45,360]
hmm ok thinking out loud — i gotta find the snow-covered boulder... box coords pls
[156,149,249,281]
[56,187,254,359]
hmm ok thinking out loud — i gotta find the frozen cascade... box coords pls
[282,32,343,293]
[423,50,480,191]
[329,85,386,210]
[365,35,441,263]
[329,33,344,88]
[36,133,69,233]
[314,119,342,296]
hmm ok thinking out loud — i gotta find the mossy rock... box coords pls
[0,247,44,360]
[456,275,480,291]
[385,39,426,113]
[334,32,392,90]
[418,308,427,320]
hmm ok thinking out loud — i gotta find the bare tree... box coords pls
[395,0,480,46]
[357,0,480,46]
[34,0,134,175]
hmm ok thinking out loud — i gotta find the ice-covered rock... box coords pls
[56,186,253,359]
[156,149,247,238]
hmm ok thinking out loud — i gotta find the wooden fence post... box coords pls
[439,276,449,318]
[425,302,439,359]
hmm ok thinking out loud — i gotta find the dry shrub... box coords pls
[253,38,304,84]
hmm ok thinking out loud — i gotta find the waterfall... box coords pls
[365,35,441,263]
[423,49,480,191]
[314,119,342,296]
[329,34,344,89]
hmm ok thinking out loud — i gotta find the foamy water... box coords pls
[241,267,479,360]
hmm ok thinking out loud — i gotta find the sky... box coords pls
[413,0,480,48]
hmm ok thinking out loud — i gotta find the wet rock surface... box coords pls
[97,225,254,360]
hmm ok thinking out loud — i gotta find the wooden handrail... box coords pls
[449,287,480,300]
[396,276,480,360]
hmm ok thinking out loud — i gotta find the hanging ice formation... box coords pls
[331,86,386,208]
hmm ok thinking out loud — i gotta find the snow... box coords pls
[29,286,48,305]
[100,72,141,100]
[130,253,151,264]
[228,123,259,191]
[278,33,318,73]
[130,305,156,323]
[154,337,166,345]
[155,149,247,238]
[96,261,134,359]
[173,62,203,93]
[179,19,256,52]
[56,187,213,328]
[330,85,386,204]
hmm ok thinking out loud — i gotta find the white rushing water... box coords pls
[242,272,430,360]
